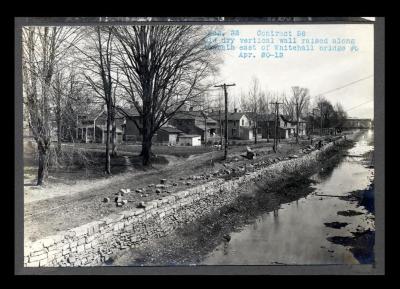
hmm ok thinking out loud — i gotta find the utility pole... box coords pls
[215,83,236,160]
[271,101,283,153]
[219,109,223,149]
[201,110,208,147]
[311,108,318,144]
[204,114,208,147]
[320,102,323,136]
[295,102,299,144]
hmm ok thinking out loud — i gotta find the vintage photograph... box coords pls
[19,17,377,269]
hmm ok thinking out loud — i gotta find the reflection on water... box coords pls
[201,130,374,265]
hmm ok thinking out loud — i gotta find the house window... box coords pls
[242,119,244,126]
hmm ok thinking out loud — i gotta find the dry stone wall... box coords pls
[24,138,345,267]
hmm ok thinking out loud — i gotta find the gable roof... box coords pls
[209,111,247,121]
[172,111,205,120]
[280,115,307,123]
[172,111,218,123]
[116,106,140,117]
[159,126,183,134]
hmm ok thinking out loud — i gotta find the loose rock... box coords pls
[223,234,231,242]
[137,202,146,208]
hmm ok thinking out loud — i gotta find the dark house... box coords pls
[120,107,186,144]
[119,107,143,142]
[169,110,219,142]
[157,126,183,145]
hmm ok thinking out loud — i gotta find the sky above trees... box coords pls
[211,24,374,119]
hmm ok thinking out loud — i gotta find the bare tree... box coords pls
[51,67,84,153]
[333,102,347,130]
[113,25,220,165]
[76,26,119,174]
[291,87,310,143]
[241,77,266,144]
[282,92,294,121]
[257,90,270,142]
[22,26,81,185]
[314,96,336,134]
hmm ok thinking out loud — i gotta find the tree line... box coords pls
[239,77,347,144]
[22,25,347,186]
[22,25,221,185]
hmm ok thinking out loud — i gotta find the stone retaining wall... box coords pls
[24,138,345,267]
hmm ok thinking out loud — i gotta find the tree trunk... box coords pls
[266,121,269,143]
[37,141,49,186]
[56,112,62,154]
[142,135,153,166]
[254,118,258,144]
[204,117,207,147]
[111,118,118,157]
[105,106,111,174]
[296,120,299,144]
[141,117,153,166]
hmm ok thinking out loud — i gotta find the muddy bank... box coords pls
[339,183,375,214]
[327,229,374,264]
[327,183,375,264]
[324,222,349,229]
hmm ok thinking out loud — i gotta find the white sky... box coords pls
[210,24,374,119]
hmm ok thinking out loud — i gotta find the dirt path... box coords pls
[24,154,185,204]
[24,137,330,243]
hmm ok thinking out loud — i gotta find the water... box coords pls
[201,130,374,265]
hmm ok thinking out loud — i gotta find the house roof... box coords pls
[115,106,140,117]
[159,126,183,134]
[172,111,218,123]
[280,115,307,123]
[173,111,205,120]
[209,111,247,121]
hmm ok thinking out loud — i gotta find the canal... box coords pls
[109,130,375,266]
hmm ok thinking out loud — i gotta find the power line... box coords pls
[316,75,373,97]
[344,100,373,112]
